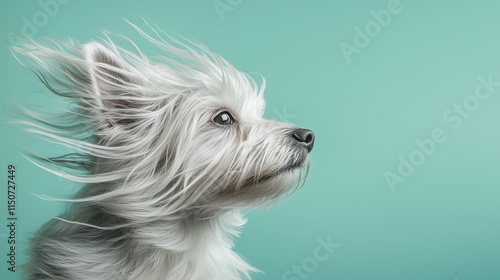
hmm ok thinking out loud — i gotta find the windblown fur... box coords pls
[12,23,314,280]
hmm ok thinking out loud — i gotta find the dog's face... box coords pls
[82,41,314,213]
[17,37,314,217]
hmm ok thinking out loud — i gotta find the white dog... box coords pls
[13,23,314,280]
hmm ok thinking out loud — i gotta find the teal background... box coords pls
[2,0,500,279]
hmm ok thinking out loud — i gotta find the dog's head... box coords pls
[14,28,314,219]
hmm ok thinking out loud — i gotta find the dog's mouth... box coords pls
[214,152,310,201]
[243,155,308,186]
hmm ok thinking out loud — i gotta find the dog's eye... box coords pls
[213,111,234,125]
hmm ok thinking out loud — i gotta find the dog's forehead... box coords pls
[218,83,265,115]
[148,45,267,117]
[185,67,266,117]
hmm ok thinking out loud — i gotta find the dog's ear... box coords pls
[83,42,137,126]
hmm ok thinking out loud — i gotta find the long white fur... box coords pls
[12,22,310,280]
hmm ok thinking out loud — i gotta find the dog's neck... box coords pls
[70,179,257,279]
[129,210,257,280]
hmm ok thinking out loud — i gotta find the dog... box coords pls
[13,23,315,280]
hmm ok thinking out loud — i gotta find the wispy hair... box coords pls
[12,22,311,280]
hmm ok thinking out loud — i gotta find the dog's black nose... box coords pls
[292,128,315,153]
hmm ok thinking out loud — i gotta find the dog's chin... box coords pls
[254,165,302,186]
[268,153,310,182]
[212,155,309,209]
[249,155,310,190]
[266,167,303,188]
